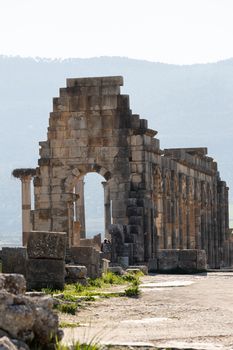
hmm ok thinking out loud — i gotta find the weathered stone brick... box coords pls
[27,231,66,260]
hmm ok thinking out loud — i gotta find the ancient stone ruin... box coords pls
[10,76,232,274]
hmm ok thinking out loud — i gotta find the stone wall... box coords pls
[30,76,231,269]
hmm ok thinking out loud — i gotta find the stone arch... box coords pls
[64,164,112,192]
[33,76,142,255]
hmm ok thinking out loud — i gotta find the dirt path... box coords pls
[61,273,233,349]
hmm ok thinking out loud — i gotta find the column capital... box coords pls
[12,168,36,181]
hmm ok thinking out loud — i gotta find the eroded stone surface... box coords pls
[0,274,26,295]
[27,231,66,260]
[0,273,62,348]
[65,265,87,283]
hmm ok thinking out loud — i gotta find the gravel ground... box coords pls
[61,272,233,349]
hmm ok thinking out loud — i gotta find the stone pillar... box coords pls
[12,168,36,246]
[171,198,176,249]
[178,196,183,249]
[163,195,168,248]
[102,181,111,240]
[75,176,86,238]
[21,176,32,246]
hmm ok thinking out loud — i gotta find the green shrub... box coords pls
[124,285,140,297]
[88,278,104,288]
[74,283,86,292]
[102,272,124,285]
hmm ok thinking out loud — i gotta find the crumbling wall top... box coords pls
[66,76,124,88]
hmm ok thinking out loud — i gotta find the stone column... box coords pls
[75,176,86,238]
[12,168,36,246]
[163,194,168,248]
[171,197,176,249]
[178,196,183,249]
[102,181,111,240]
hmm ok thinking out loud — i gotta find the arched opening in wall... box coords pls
[72,172,112,242]
[84,173,105,239]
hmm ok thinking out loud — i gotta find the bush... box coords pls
[102,272,124,285]
[124,285,140,297]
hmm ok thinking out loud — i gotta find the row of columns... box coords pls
[154,172,230,268]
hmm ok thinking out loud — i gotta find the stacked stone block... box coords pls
[65,265,87,284]
[70,246,100,278]
[26,231,66,290]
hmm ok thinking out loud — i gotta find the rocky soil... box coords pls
[61,272,233,350]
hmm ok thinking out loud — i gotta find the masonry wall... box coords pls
[32,76,231,268]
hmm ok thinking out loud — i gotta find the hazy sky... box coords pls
[1,0,233,64]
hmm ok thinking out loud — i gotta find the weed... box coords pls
[55,302,78,315]
[75,283,86,292]
[56,341,100,350]
[102,272,125,285]
[124,285,140,297]
[59,321,80,328]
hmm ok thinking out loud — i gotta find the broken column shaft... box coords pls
[75,176,86,238]
[102,181,111,239]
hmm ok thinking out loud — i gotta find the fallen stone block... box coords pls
[27,231,66,260]
[70,246,100,278]
[128,265,148,275]
[71,246,100,266]
[157,249,179,272]
[26,259,65,290]
[108,266,124,275]
[65,265,87,283]
[178,249,207,272]
[1,247,27,276]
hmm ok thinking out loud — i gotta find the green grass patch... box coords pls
[124,285,140,297]
[43,271,143,312]
[55,302,78,315]
[59,321,80,328]
[56,341,101,350]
